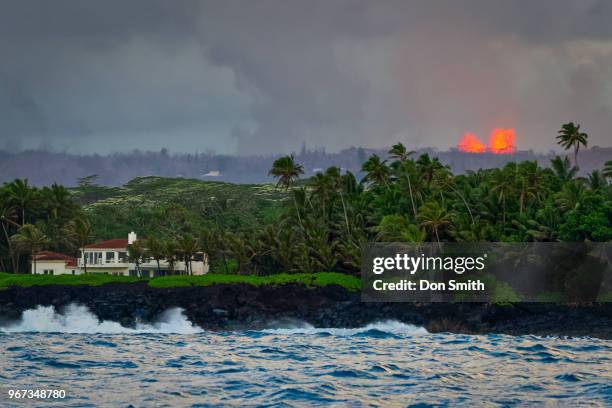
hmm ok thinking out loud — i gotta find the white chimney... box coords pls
[128,231,137,245]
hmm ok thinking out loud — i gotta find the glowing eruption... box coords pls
[488,128,516,154]
[458,132,486,153]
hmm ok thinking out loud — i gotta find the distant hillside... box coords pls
[71,177,286,240]
[2,146,610,186]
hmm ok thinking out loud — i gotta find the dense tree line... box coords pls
[1,123,611,275]
[207,123,611,275]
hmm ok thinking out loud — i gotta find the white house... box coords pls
[32,232,209,277]
[31,251,79,275]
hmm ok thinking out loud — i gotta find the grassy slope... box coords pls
[70,176,287,238]
[0,272,361,292]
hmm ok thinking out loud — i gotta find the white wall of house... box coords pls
[31,260,79,275]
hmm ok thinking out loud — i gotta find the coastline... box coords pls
[1,282,611,339]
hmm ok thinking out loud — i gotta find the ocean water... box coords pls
[1,305,611,407]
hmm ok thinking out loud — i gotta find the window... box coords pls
[106,252,115,263]
[71,270,76,275]
[119,252,128,263]
[43,269,54,275]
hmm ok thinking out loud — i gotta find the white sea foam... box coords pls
[0,304,201,334]
[262,320,428,336]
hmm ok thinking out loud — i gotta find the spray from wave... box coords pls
[0,304,201,334]
[261,320,428,336]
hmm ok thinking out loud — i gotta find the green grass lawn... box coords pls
[0,272,141,288]
[0,272,361,291]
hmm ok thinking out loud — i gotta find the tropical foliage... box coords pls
[0,127,610,276]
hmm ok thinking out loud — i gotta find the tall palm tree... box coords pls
[0,200,19,272]
[176,234,199,275]
[146,236,165,276]
[556,122,588,168]
[490,168,514,225]
[269,154,305,228]
[416,154,446,190]
[327,167,352,238]
[517,161,545,214]
[550,155,578,183]
[42,183,74,219]
[308,172,334,219]
[11,224,49,274]
[127,240,145,278]
[163,240,178,275]
[432,168,475,223]
[65,217,92,274]
[7,179,37,225]
[418,202,452,244]
[389,144,418,220]
[389,142,415,162]
[361,155,390,188]
[269,154,304,189]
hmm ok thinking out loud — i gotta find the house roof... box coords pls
[35,251,77,267]
[84,238,129,249]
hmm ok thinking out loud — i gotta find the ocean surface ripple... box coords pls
[0,305,611,407]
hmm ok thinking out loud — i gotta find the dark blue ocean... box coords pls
[1,304,611,407]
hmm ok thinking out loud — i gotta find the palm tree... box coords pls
[432,168,474,223]
[163,240,178,275]
[146,236,165,277]
[65,217,92,274]
[550,156,578,183]
[389,144,419,220]
[0,200,19,272]
[7,179,37,225]
[389,142,415,162]
[604,160,612,180]
[269,154,304,189]
[490,168,514,225]
[11,224,50,274]
[269,154,305,228]
[418,202,452,244]
[556,122,588,168]
[516,161,544,214]
[374,214,426,242]
[309,172,334,219]
[361,155,390,188]
[587,170,605,190]
[556,181,586,212]
[41,183,73,219]
[176,234,199,275]
[416,154,446,190]
[127,240,145,278]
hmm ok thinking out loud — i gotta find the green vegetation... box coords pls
[0,272,360,291]
[148,272,360,290]
[0,272,140,288]
[73,176,285,239]
[0,121,610,279]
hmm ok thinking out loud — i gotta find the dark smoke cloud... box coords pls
[1,0,611,154]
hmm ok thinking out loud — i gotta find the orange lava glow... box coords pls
[457,132,487,153]
[488,128,516,154]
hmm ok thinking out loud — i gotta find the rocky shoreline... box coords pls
[1,282,611,339]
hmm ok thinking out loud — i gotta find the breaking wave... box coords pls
[0,304,201,334]
[1,305,426,336]
[261,320,428,336]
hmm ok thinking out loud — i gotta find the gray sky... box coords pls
[1,0,612,155]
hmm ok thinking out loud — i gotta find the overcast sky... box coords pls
[1,0,612,155]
